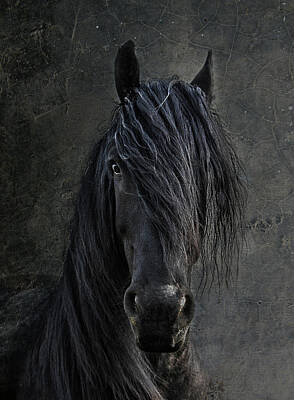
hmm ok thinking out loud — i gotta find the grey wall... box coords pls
[1,0,293,399]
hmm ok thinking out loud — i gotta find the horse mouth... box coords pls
[136,327,188,353]
[137,337,181,353]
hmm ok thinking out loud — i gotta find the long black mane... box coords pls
[22,79,246,400]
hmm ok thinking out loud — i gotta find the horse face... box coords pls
[112,160,195,353]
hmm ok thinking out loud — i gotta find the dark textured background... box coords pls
[0,0,293,399]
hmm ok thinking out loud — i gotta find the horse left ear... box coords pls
[191,50,213,103]
[115,40,140,103]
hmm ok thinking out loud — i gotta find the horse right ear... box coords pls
[191,50,213,103]
[115,40,140,103]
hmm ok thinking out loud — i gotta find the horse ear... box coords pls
[191,50,213,103]
[115,40,140,103]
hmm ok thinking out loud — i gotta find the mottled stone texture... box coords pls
[0,0,293,398]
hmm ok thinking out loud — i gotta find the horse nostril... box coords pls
[182,293,195,321]
[124,290,138,316]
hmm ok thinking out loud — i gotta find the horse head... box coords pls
[111,40,214,353]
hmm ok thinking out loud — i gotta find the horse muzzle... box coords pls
[124,284,195,353]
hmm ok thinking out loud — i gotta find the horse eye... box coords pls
[112,163,121,175]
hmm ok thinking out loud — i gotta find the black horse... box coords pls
[15,41,245,400]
